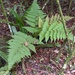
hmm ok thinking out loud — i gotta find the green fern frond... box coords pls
[23,0,45,27]
[39,16,73,42]
[7,32,41,69]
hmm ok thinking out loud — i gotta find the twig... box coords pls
[50,59,59,70]
[35,43,60,48]
[42,0,49,10]
[56,0,72,74]
[28,68,50,75]
[63,42,75,69]
[68,0,72,16]
[0,0,12,34]
[22,58,27,75]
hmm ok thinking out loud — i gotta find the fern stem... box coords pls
[56,0,73,73]
[68,0,72,16]
[0,0,12,33]
[42,0,49,10]
[35,43,60,48]
[56,0,71,52]
[49,0,53,15]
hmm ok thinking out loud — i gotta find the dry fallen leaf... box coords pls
[24,42,28,46]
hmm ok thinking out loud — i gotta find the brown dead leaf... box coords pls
[24,42,28,46]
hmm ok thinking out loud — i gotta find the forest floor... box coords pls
[0,0,75,75]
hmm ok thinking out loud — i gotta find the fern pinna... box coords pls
[7,32,41,69]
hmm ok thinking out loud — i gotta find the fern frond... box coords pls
[23,0,45,27]
[39,16,73,42]
[7,32,41,69]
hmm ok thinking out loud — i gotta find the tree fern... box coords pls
[7,32,41,69]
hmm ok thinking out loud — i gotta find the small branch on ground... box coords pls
[56,0,71,53]
[22,58,27,75]
[0,0,12,34]
[42,0,49,10]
